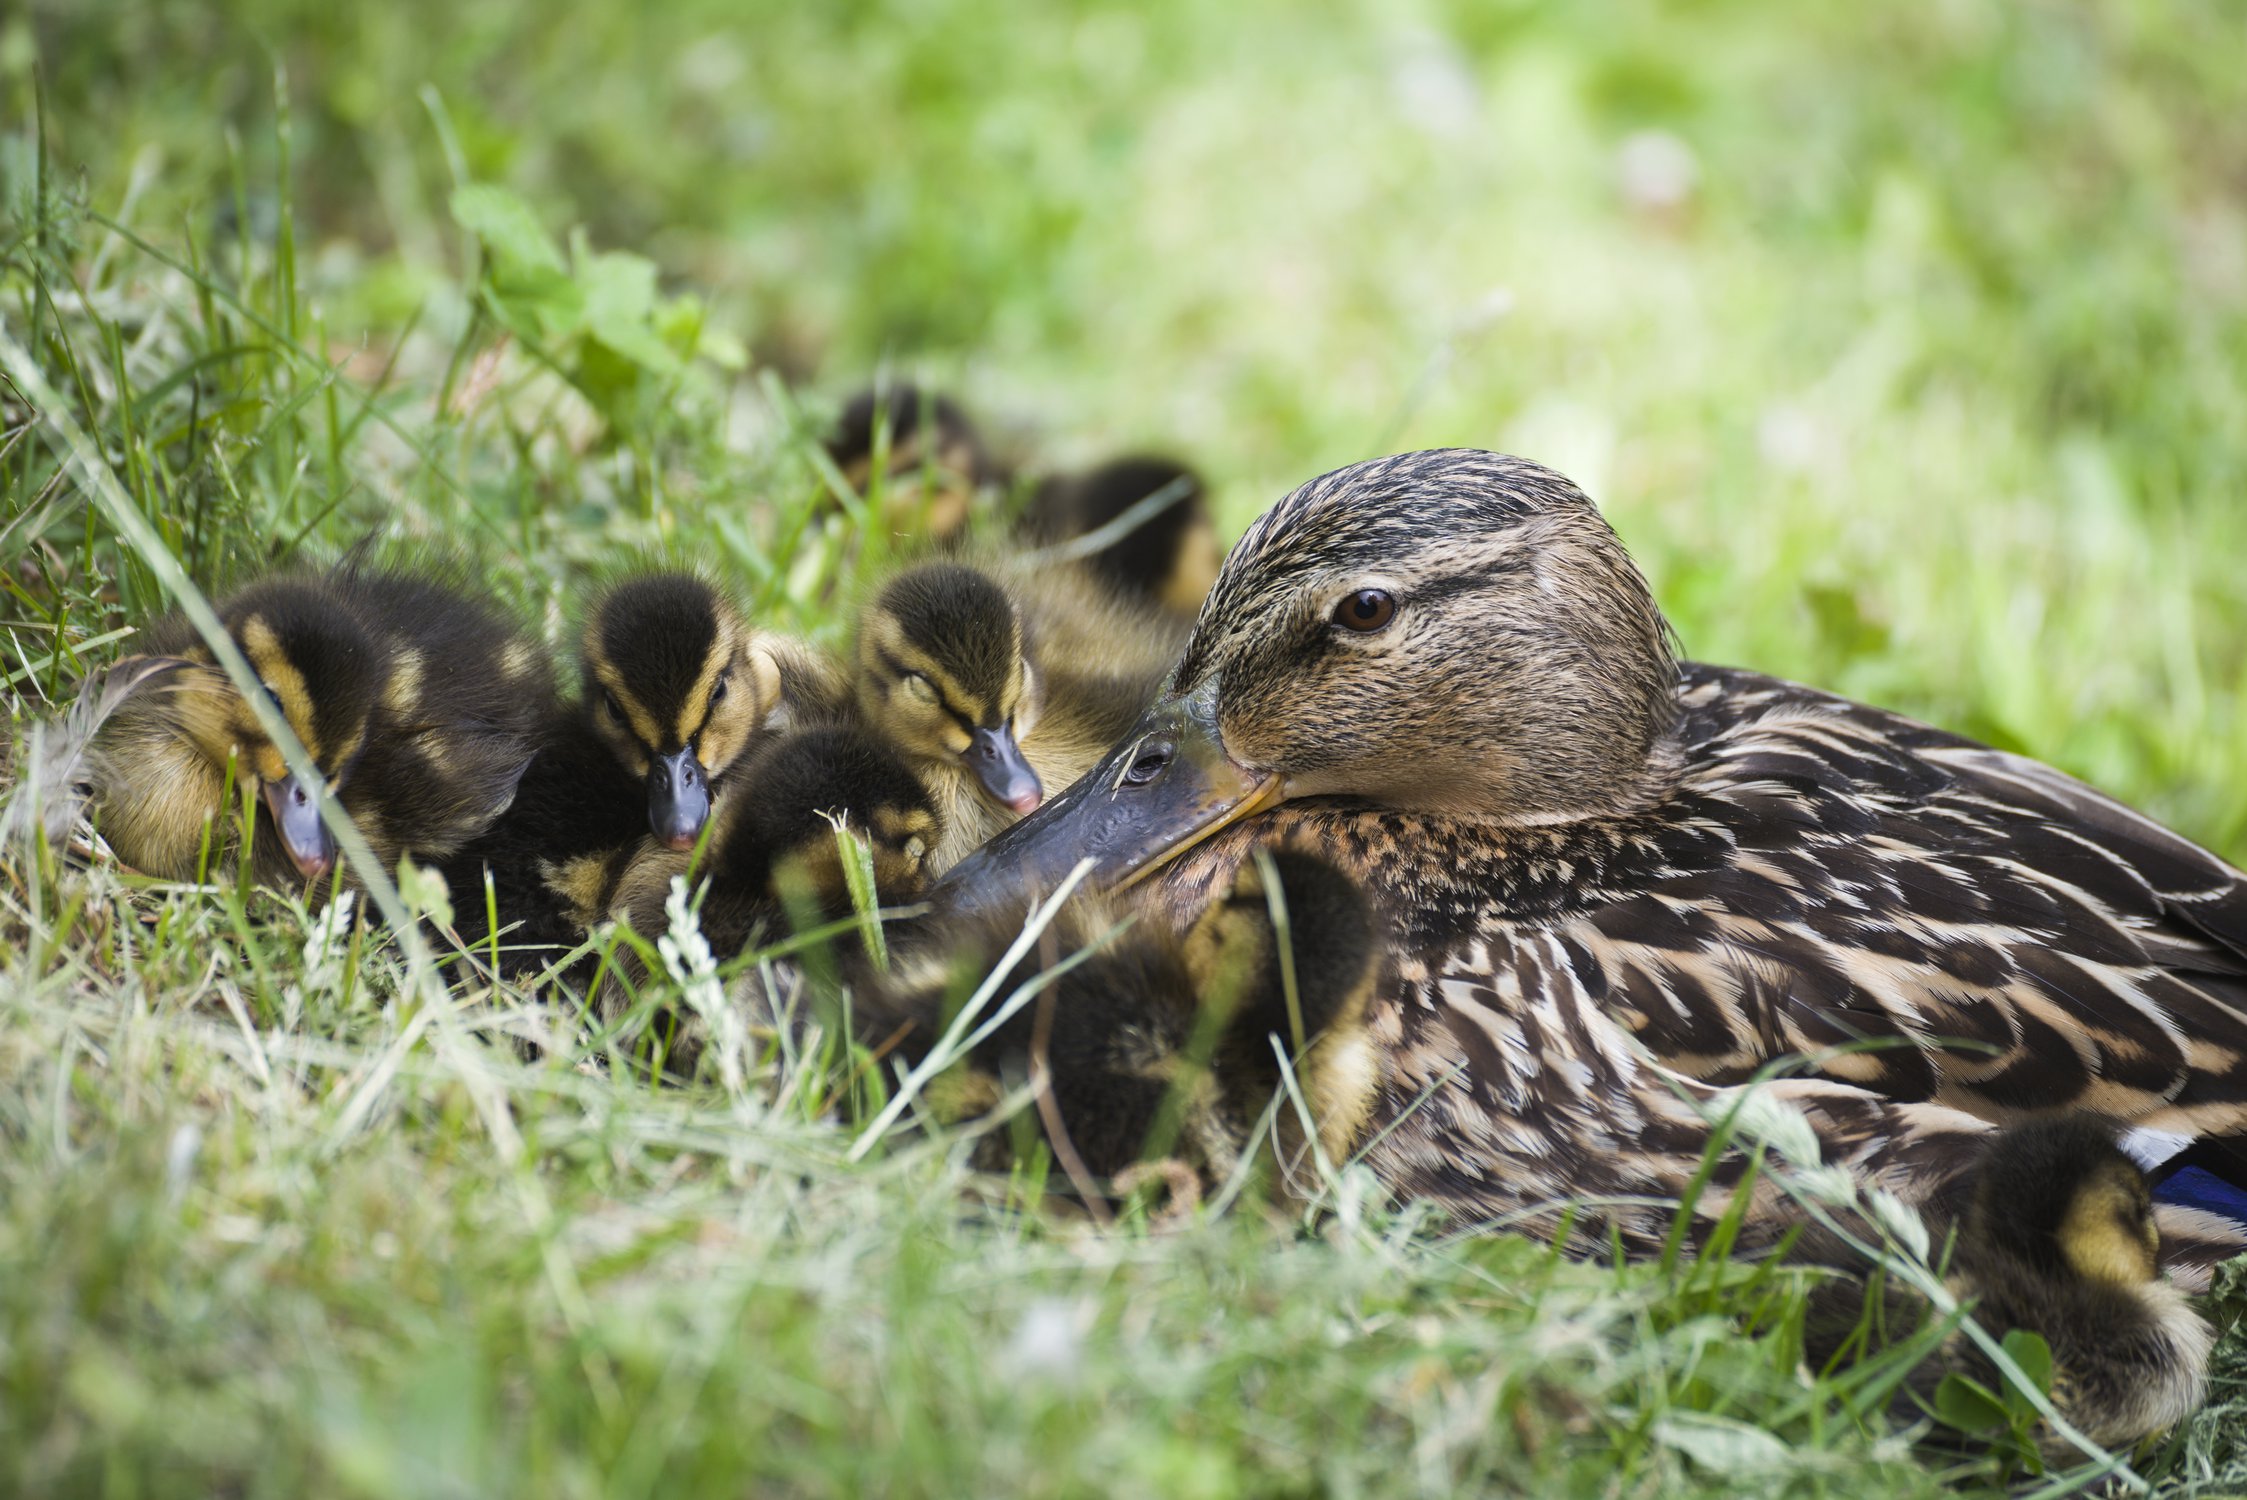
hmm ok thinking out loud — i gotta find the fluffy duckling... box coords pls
[599,727,942,1059]
[1018,454,1223,622]
[825,383,1002,548]
[865,848,1382,1198]
[443,571,848,974]
[84,561,550,891]
[608,725,941,967]
[1946,1118,2212,1450]
[854,560,1185,872]
[1800,1116,2213,1456]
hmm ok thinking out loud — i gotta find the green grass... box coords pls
[6,1,2247,1494]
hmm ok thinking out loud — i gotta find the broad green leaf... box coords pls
[1932,1372,2009,1435]
[449,183,565,279]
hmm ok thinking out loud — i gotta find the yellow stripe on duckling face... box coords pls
[677,618,766,779]
[237,615,321,780]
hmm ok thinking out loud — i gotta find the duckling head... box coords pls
[735,727,943,912]
[827,383,990,542]
[939,449,1677,903]
[159,578,390,881]
[856,563,1044,814]
[582,573,779,851]
[1966,1116,2161,1286]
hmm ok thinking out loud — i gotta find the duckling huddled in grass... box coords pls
[1017,453,1223,624]
[607,725,941,969]
[824,383,1002,549]
[866,846,1385,1197]
[598,725,943,1062]
[1798,1114,2215,1456]
[83,559,550,893]
[827,382,1224,621]
[442,570,849,976]
[852,559,1188,873]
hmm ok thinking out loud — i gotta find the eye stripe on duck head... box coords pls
[862,564,1027,727]
[217,584,387,784]
[583,573,762,773]
[1167,448,1680,822]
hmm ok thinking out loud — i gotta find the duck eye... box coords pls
[1122,741,1173,787]
[710,672,729,706]
[900,672,940,705]
[602,690,623,720]
[1333,589,1397,633]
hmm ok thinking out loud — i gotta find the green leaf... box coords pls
[1932,1372,2009,1435]
[1998,1328,2053,1415]
[449,183,565,279]
[578,250,683,375]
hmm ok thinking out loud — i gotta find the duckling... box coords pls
[940,447,2247,1290]
[1800,1115,2213,1455]
[599,726,942,1059]
[854,560,1185,872]
[608,724,942,967]
[1947,1117,2212,1450]
[1018,454,1223,621]
[825,383,1002,548]
[442,571,848,975]
[83,560,550,892]
[860,847,1381,1198]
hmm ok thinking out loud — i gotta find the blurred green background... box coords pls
[8,0,2246,846]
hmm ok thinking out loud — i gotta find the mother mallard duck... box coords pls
[938,447,2247,1281]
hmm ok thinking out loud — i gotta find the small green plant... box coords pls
[450,181,745,451]
[1931,1329,2057,1478]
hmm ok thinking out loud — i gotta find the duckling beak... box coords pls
[648,747,711,850]
[932,679,1282,917]
[263,774,336,882]
[965,725,1044,813]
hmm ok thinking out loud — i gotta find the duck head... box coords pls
[583,573,782,851]
[856,562,1045,815]
[157,578,389,882]
[938,449,1678,907]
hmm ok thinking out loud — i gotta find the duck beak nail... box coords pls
[264,774,336,881]
[931,681,1282,917]
[648,747,711,850]
[966,725,1044,813]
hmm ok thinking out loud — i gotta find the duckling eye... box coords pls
[900,672,940,706]
[602,690,623,720]
[710,672,730,706]
[1333,589,1397,633]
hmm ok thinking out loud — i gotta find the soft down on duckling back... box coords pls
[84,559,549,893]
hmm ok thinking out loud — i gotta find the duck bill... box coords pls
[932,680,1282,918]
[263,773,336,882]
[647,747,711,851]
[965,724,1044,813]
